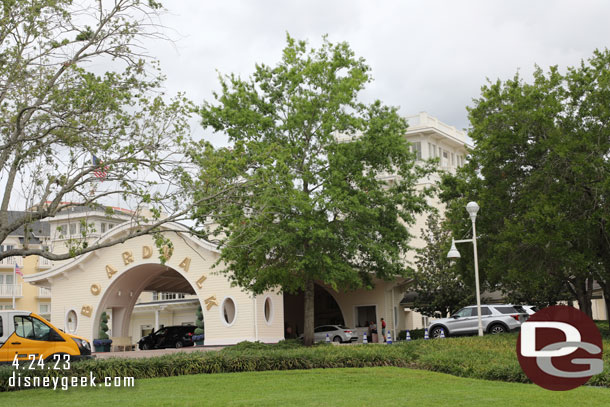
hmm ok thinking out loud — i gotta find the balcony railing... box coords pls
[0,284,22,298]
[38,287,52,298]
[37,256,52,269]
[0,256,23,267]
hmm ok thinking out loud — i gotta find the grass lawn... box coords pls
[1,367,609,407]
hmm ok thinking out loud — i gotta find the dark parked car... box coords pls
[138,325,196,350]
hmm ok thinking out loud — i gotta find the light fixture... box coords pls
[447,239,461,259]
[446,201,483,337]
[466,201,479,221]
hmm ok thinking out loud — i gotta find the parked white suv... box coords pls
[427,304,528,338]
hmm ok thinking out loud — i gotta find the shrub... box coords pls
[397,329,426,340]
[2,334,609,392]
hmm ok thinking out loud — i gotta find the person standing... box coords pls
[370,320,378,343]
[381,318,387,342]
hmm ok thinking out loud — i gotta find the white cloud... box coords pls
[147,0,610,139]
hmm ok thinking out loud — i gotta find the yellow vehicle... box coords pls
[0,310,92,364]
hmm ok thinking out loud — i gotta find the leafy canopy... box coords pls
[440,49,610,311]
[196,35,432,295]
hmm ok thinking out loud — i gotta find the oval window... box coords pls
[222,298,236,325]
[264,297,273,324]
[66,310,78,333]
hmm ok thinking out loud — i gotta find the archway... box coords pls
[92,263,201,343]
[283,284,345,338]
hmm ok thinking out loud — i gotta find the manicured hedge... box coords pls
[397,328,427,340]
[0,342,417,392]
[2,334,609,392]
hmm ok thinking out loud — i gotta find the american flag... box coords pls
[15,263,22,277]
[91,154,109,180]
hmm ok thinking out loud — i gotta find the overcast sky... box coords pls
[145,1,610,144]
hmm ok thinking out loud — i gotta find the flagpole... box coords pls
[12,263,16,310]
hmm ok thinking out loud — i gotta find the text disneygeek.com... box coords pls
[9,372,135,391]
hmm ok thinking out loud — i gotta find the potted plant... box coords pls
[193,305,205,346]
[93,311,113,352]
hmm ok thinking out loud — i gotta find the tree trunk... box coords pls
[303,279,315,346]
[570,278,593,318]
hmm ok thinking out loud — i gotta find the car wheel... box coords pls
[430,326,445,338]
[175,341,183,349]
[332,336,342,343]
[141,343,150,350]
[489,324,507,334]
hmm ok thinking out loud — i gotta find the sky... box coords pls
[142,0,610,145]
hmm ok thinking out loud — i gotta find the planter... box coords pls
[93,339,113,352]
[192,334,204,346]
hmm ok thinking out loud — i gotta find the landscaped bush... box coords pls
[0,344,417,392]
[2,334,609,392]
[594,320,610,339]
[397,328,426,340]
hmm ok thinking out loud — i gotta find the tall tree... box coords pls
[411,213,474,317]
[196,35,432,345]
[0,0,236,260]
[440,50,610,317]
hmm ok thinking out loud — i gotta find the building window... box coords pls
[152,292,186,301]
[56,224,67,238]
[65,309,78,333]
[108,223,114,229]
[411,142,422,160]
[221,297,237,326]
[69,223,76,236]
[39,303,51,320]
[100,223,106,233]
[355,305,376,328]
[264,296,273,325]
[0,273,14,285]
[451,153,455,166]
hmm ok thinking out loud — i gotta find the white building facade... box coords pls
[21,112,480,346]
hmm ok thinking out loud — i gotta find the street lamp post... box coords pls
[447,201,483,337]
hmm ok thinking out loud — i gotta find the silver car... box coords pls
[428,304,528,338]
[299,325,358,343]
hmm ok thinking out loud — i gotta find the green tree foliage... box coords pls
[0,0,232,261]
[195,305,204,335]
[98,311,109,339]
[440,50,610,316]
[195,35,432,345]
[412,213,474,317]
